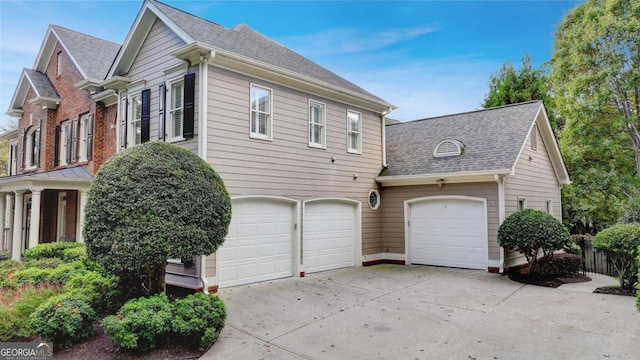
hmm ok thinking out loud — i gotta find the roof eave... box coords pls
[376,170,511,187]
[101,76,132,91]
[92,89,118,107]
[75,78,103,94]
[27,96,60,109]
[0,177,92,192]
[210,49,396,114]
[0,129,19,140]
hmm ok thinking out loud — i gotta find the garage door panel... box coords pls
[303,201,357,274]
[219,199,295,287]
[410,198,487,270]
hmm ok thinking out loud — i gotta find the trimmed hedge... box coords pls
[84,142,231,296]
[29,294,96,348]
[63,271,122,316]
[498,209,572,271]
[23,242,84,261]
[171,292,226,348]
[533,253,582,277]
[594,223,640,290]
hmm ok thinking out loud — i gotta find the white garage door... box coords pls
[409,197,487,270]
[218,198,295,287]
[303,201,357,273]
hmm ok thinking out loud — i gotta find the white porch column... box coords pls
[0,194,5,251]
[7,195,14,256]
[76,190,88,243]
[12,190,24,261]
[28,189,42,250]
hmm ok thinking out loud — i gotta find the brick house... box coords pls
[0,25,120,259]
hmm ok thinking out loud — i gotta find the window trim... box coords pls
[79,113,89,162]
[249,83,273,141]
[517,197,527,212]
[308,99,326,149]
[346,109,362,154]
[128,91,143,147]
[24,126,39,170]
[60,120,71,166]
[167,76,185,143]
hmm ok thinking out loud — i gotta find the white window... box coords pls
[546,200,553,214]
[79,114,89,161]
[347,110,361,154]
[517,198,527,211]
[60,121,71,165]
[9,142,17,175]
[250,84,272,140]
[57,52,62,76]
[309,100,325,148]
[25,126,40,169]
[129,93,143,146]
[168,79,184,141]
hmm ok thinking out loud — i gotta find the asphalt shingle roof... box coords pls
[52,25,121,80]
[24,68,59,99]
[384,101,542,177]
[150,0,387,104]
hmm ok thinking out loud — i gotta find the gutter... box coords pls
[200,255,209,294]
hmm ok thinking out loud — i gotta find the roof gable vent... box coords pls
[434,139,464,158]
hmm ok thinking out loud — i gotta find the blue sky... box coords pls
[0,0,580,127]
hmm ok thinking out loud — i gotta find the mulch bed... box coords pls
[593,286,637,297]
[508,272,592,288]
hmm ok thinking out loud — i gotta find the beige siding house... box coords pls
[378,101,570,272]
[104,0,395,290]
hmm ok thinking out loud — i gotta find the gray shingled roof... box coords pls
[150,0,387,104]
[52,25,121,80]
[0,166,93,184]
[384,101,542,177]
[24,68,59,99]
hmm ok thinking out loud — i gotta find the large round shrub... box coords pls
[593,223,640,290]
[29,294,96,348]
[84,142,231,296]
[498,209,571,271]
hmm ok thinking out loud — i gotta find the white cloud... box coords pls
[283,25,439,56]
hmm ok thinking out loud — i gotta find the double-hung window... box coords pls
[347,110,361,154]
[79,113,93,162]
[168,79,185,141]
[25,126,40,168]
[250,84,272,140]
[309,100,326,148]
[60,120,71,165]
[129,93,143,146]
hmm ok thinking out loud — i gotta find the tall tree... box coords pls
[550,0,640,178]
[483,54,558,130]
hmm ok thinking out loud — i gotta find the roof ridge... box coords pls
[50,24,120,47]
[150,0,225,31]
[396,100,542,125]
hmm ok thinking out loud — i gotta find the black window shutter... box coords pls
[183,73,195,139]
[158,83,165,141]
[141,89,151,143]
[19,127,24,170]
[87,114,93,160]
[120,97,128,149]
[65,123,72,164]
[71,118,78,163]
[54,125,61,166]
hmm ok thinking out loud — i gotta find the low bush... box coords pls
[103,294,173,352]
[593,223,640,290]
[13,267,52,286]
[0,251,10,262]
[23,242,84,261]
[0,260,24,288]
[532,253,582,277]
[61,246,87,262]
[13,261,86,286]
[30,294,96,348]
[171,293,226,348]
[0,285,60,341]
[24,258,64,269]
[498,209,572,273]
[64,271,122,315]
[47,261,87,285]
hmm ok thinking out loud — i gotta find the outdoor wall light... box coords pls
[436,179,445,188]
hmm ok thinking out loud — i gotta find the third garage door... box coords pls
[409,197,487,270]
[303,200,357,273]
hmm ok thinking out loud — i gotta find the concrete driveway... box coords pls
[202,265,640,360]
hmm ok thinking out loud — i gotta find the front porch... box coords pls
[0,167,92,260]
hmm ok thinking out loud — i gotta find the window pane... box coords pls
[173,82,183,109]
[173,109,183,138]
[134,121,141,145]
[258,113,268,135]
[132,95,142,121]
[313,124,321,144]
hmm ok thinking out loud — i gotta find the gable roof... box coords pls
[380,101,569,185]
[24,69,59,99]
[33,25,120,81]
[109,0,393,112]
[6,68,60,116]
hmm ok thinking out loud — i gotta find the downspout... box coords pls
[198,52,211,294]
[381,107,391,168]
[495,174,506,273]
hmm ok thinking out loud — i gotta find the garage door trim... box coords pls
[404,195,488,268]
[215,195,300,287]
[302,198,362,273]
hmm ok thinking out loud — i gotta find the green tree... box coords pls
[550,0,640,231]
[83,142,232,297]
[483,54,558,130]
[550,0,640,177]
